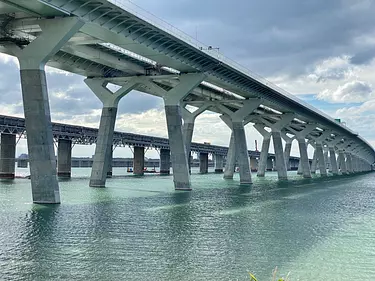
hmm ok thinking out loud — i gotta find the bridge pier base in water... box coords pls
[223,132,236,179]
[85,78,139,187]
[329,147,339,175]
[272,131,288,180]
[255,125,271,177]
[57,139,72,178]
[214,154,224,173]
[159,149,170,175]
[316,143,327,176]
[199,152,208,174]
[0,133,16,179]
[281,133,294,171]
[298,139,312,178]
[133,146,145,176]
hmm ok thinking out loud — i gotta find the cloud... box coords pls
[308,56,354,82]
[317,80,373,103]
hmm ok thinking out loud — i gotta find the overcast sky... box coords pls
[1,0,375,159]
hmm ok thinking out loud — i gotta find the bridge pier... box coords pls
[346,153,353,173]
[214,154,224,173]
[256,128,271,177]
[133,146,144,176]
[0,133,16,179]
[107,146,113,178]
[160,149,170,175]
[282,134,293,171]
[297,139,311,178]
[316,143,327,176]
[250,157,258,172]
[310,150,317,174]
[57,139,72,178]
[272,131,288,180]
[338,150,347,174]
[85,78,139,187]
[224,132,236,179]
[199,152,208,174]
[181,104,209,173]
[11,17,85,203]
[329,147,339,175]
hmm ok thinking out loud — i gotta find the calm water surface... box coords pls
[1,168,375,280]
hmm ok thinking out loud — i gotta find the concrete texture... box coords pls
[20,69,60,203]
[164,105,191,190]
[89,107,117,187]
[107,146,113,178]
[199,152,208,174]
[257,137,270,177]
[272,131,288,180]
[284,141,292,170]
[310,151,317,174]
[233,122,252,184]
[329,147,339,175]
[338,150,347,174]
[298,138,311,178]
[57,139,72,178]
[315,143,327,176]
[214,154,224,173]
[0,133,16,179]
[160,148,171,175]
[250,157,258,172]
[133,146,145,176]
[224,132,236,179]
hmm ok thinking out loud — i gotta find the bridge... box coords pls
[0,0,373,204]
[0,114,301,175]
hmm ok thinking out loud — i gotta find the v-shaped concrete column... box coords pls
[329,147,339,175]
[181,104,209,172]
[281,133,295,171]
[260,114,295,180]
[143,74,205,190]
[223,131,236,179]
[85,78,140,187]
[315,142,327,176]
[218,99,262,184]
[338,150,347,174]
[10,17,84,203]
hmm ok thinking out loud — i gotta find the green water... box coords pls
[1,168,375,280]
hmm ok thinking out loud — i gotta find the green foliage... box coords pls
[248,267,291,281]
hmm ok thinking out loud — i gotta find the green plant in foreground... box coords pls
[248,266,291,281]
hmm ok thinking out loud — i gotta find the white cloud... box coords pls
[317,80,373,103]
[308,55,354,82]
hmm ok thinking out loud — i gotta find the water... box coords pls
[1,168,375,281]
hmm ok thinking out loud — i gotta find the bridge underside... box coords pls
[0,0,374,203]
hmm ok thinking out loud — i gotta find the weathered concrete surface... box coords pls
[89,107,117,187]
[310,151,317,174]
[233,122,252,184]
[214,154,224,173]
[284,142,292,170]
[272,131,288,180]
[224,132,236,179]
[21,69,60,203]
[298,139,311,178]
[160,148,171,175]
[315,143,327,176]
[329,147,339,175]
[0,133,16,179]
[165,105,191,190]
[57,139,72,178]
[257,137,270,177]
[133,146,145,176]
[338,150,347,174]
[199,152,208,174]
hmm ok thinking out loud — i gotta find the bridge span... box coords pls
[0,0,374,203]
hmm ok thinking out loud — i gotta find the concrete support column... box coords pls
[257,137,270,177]
[107,146,113,178]
[0,134,16,179]
[13,17,84,203]
[324,149,331,172]
[250,157,258,172]
[310,150,317,174]
[233,121,252,184]
[214,154,224,173]
[297,159,303,175]
[17,159,28,168]
[159,148,170,175]
[224,132,236,179]
[338,150,347,174]
[199,152,209,174]
[57,139,72,178]
[85,78,139,187]
[284,141,292,170]
[90,107,117,186]
[315,143,327,176]
[298,138,312,178]
[133,146,145,176]
[329,147,339,175]
[346,153,353,173]
[272,131,288,180]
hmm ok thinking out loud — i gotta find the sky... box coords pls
[1,0,375,159]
